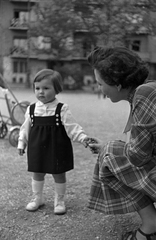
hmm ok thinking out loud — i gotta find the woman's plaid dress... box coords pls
[88,81,156,214]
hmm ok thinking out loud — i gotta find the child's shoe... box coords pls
[26,194,44,211]
[26,179,44,212]
[54,194,66,215]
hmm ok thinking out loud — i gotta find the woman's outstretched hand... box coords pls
[84,137,104,154]
[88,137,104,154]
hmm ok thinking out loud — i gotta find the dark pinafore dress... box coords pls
[27,103,74,174]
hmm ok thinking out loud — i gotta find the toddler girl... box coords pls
[17,69,88,215]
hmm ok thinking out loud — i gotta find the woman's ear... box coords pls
[116,84,122,91]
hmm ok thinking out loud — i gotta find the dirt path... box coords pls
[0,91,140,239]
[0,139,141,240]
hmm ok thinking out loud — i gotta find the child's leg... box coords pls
[26,172,46,212]
[52,173,66,215]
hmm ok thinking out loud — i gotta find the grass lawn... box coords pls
[0,89,141,240]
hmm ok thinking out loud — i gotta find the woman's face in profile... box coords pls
[94,69,123,103]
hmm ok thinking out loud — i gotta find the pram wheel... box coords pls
[0,121,8,138]
[9,126,20,147]
[11,101,30,125]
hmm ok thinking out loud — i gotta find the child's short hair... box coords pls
[33,69,63,94]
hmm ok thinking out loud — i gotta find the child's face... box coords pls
[34,78,56,104]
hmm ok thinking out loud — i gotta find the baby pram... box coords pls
[0,73,30,147]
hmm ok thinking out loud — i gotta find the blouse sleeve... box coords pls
[124,85,156,167]
[17,106,31,150]
[60,103,87,143]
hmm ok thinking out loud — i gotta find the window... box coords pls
[83,39,92,57]
[37,36,51,50]
[14,10,29,21]
[131,40,141,52]
[13,61,27,73]
[20,61,27,73]
[12,10,29,26]
[12,9,37,27]
[13,61,18,73]
[14,38,28,49]
[13,38,28,54]
[12,77,16,83]
[19,77,23,83]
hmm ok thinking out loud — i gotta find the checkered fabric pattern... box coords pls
[88,81,156,214]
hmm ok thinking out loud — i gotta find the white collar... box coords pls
[36,98,59,107]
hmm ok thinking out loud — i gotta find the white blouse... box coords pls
[18,98,87,150]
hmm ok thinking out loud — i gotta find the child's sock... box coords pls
[54,182,66,215]
[26,178,45,211]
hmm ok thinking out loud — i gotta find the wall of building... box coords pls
[0,0,13,75]
[30,59,48,84]
[148,63,156,80]
[148,36,156,63]
[128,34,156,79]
[1,0,156,87]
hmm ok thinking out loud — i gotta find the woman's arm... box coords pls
[124,85,156,166]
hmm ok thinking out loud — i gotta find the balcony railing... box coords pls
[9,18,28,30]
[10,46,28,58]
[10,0,38,3]
[10,46,49,59]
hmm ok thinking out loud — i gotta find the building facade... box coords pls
[0,0,156,89]
[0,0,53,87]
[128,32,156,80]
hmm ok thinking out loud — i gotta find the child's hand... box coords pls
[18,148,25,156]
[83,137,91,148]
[83,137,96,148]
[88,137,103,154]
